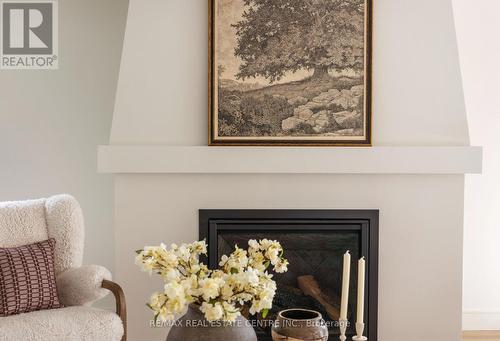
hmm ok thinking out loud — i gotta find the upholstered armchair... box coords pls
[0,195,126,341]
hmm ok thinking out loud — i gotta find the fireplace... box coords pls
[199,210,379,341]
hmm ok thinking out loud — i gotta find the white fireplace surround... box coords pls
[98,146,482,174]
[102,1,480,340]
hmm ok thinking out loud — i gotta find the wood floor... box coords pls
[463,331,500,341]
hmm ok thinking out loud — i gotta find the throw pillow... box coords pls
[0,238,63,316]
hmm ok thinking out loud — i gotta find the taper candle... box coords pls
[340,251,351,320]
[356,257,366,324]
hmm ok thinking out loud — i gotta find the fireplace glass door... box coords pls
[199,210,378,341]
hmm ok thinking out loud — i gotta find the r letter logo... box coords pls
[1,1,58,69]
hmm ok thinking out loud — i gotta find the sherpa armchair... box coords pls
[0,195,126,341]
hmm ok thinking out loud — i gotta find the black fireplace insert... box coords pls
[199,209,378,341]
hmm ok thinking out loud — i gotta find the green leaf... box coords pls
[230,268,239,274]
[264,261,270,269]
[135,250,143,254]
[262,309,269,318]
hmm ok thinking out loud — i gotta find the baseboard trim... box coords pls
[463,331,500,340]
[463,312,500,331]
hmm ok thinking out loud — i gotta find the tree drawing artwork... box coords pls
[211,0,371,144]
[234,0,365,83]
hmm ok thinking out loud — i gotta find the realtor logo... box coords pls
[1,1,58,69]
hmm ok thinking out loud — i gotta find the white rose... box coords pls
[149,292,166,309]
[166,296,186,314]
[198,264,210,278]
[192,240,207,254]
[227,258,239,270]
[190,263,201,274]
[244,267,260,286]
[201,302,224,322]
[249,300,264,315]
[219,254,229,267]
[181,275,199,297]
[161,268,180,282]
[199,278,223,301]
[159,250,179,268]
[222,301,241,322]
[259,239,272,249]
[249,251,266,271]
[149,292,176,321]
[177,244,191,262]
[221,284,234,300]
[275,259,289,273]
[140,258,155,274]
[233,292,253,305]
[248,239,260,250]
[265,247,280,265]
[164,282,185,300]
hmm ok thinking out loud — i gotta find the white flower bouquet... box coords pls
[135,239,289,323]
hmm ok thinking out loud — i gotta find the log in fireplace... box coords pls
[199,209,379,341]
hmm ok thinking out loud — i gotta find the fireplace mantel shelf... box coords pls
[97,145,482,174]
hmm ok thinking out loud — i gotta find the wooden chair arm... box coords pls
[102,279,127,341]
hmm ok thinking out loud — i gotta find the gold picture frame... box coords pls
[209,0,373,146]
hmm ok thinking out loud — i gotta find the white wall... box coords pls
[115,174,466,341]
[0,0,128,272]
[110,0,469,146]
[109,1,470,340]
[453,0,500,330]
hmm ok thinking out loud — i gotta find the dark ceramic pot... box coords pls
[272,309,329,341]
[166,304,257,341]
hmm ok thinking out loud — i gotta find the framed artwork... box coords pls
[209,0,373,146]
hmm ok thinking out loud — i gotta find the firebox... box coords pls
[199,209,379,341]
